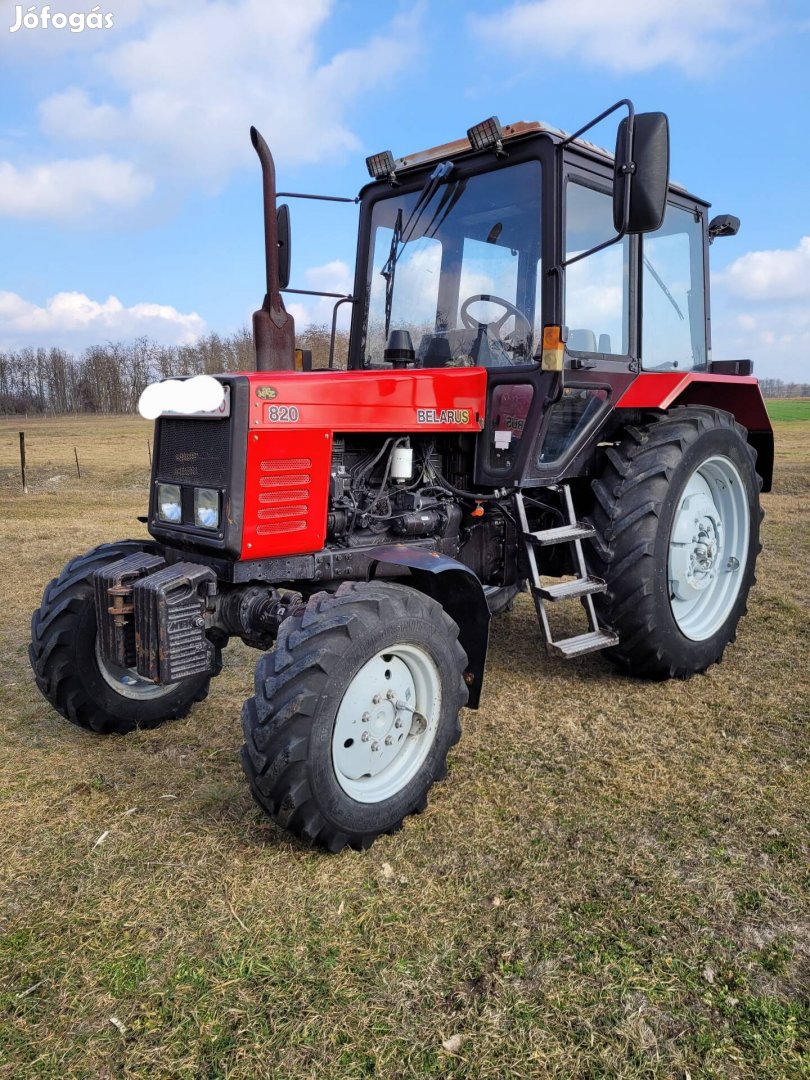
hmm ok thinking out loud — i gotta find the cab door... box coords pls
[525,160,639,479]
[476,155,640,486]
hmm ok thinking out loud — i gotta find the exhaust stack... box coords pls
[250,126,295,372]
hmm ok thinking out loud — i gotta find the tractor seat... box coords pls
[417,330,492,368]
[567,328,597,353]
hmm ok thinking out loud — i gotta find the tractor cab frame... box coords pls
[345,109,771,492]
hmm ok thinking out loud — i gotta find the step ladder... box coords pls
[515,486,618,659]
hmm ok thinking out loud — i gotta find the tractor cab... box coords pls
[347,107,722,488]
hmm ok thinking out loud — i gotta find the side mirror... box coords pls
[708,214,740,243]
[276,203,291,290]
[613,112,669,234]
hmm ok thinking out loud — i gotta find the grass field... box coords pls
[766,399,810,423]
[0,410,807,1079]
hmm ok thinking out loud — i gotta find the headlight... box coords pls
[157,483,182,524]
[194,487,220,529]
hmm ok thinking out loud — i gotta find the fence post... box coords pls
[74,446,81,478]
[19,431,28,494]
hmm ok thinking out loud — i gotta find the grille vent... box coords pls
[156,418,230,486]
[256,457,312,537]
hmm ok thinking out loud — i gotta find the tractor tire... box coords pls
[587,406,763,680]
[484,582,523,615]
[240,581,468,852]
[29,542,213,734]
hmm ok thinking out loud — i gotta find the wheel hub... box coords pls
[94,635,174,701]
[331,645,441,803]
[334,655,414,779]
[667,455,749,641]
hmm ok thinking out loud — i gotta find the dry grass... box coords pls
[0,412,807,1079]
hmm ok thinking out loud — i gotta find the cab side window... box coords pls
[642,204,706,370]
[565,180,629,356]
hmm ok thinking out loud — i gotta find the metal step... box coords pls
[526,522,595,546]
[536,576,607,602]
[547,629,618,659]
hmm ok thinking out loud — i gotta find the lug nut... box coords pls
[362,712,370,723]
[384,735,393,746]
[394,718,403,729]
[386,690,396,701]
[361,731,370,742]
[371,741,380,752]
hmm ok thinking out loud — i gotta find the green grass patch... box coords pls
[766,398,810,421]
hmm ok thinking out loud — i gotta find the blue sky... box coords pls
[0,0,808,380]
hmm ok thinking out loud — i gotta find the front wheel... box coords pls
[240,581,468,852]
[29,542,213,734]
[587,406,763,679]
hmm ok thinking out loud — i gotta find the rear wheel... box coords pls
[240,581,468,852]
[587,406,763,679]
[29,542,213,734]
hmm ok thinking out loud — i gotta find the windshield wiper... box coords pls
[381,160,455,337]
[426,177,467,238]
[381,207,403,340]
[644,254,684,321]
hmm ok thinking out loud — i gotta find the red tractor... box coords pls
[30,101,772,851]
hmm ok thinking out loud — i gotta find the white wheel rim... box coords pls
[331,644,442,803]
[94,635,175,701]
[668,455,750,641]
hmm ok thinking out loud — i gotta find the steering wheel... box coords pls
[459,294,532,345]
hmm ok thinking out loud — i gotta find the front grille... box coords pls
[156,418,231,486]
[259,473,310,488]
[259,489,309,504]
[257,457,311,538]
[257,504,309,520]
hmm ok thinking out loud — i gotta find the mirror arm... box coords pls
[281,288,353,299]
[278,191,360,205]
[558,224,628,270]
[554,99,637,271]
[559,98,634,149]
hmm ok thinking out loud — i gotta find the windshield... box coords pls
[361,160,542,368]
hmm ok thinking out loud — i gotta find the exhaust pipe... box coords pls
[250,126,295,372]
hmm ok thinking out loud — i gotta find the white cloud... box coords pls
[711,236,810,382]
[469,0,766,76]
[286,260,354,330]
[719,235,810,302]
[0,290,205,350]
[35,0,421,193]
[0,155,153,222]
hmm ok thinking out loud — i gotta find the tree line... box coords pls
[755,379,810,399]
[0,326,349,415]
[0,332,805,414]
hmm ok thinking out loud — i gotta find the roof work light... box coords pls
[467,116,507,157]
[365,150,397,182]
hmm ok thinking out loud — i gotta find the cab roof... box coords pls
[390,119,703,204]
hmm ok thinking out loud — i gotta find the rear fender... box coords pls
[367,546,490,708]
[615,373,774,491]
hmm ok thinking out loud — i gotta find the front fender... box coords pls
[367,546,490,709]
